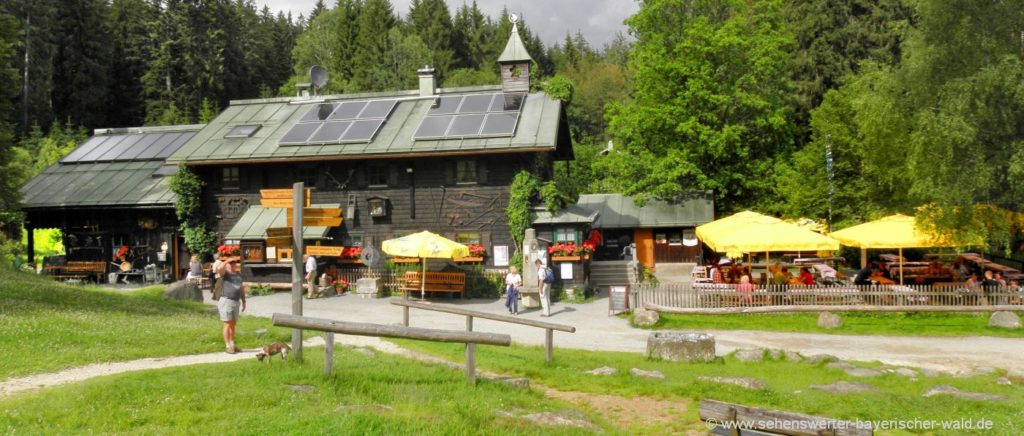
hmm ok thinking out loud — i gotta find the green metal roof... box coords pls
[21,161,174,209]
[497,23,534,63]
[21,125,202,210]
[224,205,338,240]
[531,205,598,225]
[577,193,714,229]
[167,86,564,164]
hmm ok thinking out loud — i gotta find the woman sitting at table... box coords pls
[798,267,815,286]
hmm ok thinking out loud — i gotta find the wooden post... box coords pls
[465,315,475,385]
[403,306,410,326]
[545,328,553,363]
[24,225,34,268]
[291,182,305,361]
[324,332,334,375]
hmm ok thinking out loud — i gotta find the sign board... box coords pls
[266,236,293,247]
[261,198,310,208]
[293,217,342,227]
[608,285,630,316]
[305,246,344,257]
[493,245,509,267]
[266,227,292,238]
[559,262,573,280]
[260,188,312,199]
[287,208,342,218]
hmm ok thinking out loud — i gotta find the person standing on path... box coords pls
[505,265,522,314]
[304,254,317,299]
[535,259,551,317]
[216,258,246,354]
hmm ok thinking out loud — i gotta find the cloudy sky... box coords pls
[256,0,639,48]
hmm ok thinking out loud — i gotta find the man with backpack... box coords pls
[535,259,553,317]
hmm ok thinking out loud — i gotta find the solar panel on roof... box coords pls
[414,93,525,140]
[279,98,399,146]
[330,101,367,119]
[80,135,131,161]
[429,96,462,115]
[61,136,110,163]
[342,119,385,142]
[308,121,352,143]
[279,123,321,144]
[131,133,179,161]
[414,115,453,139]
[481,112,519,136]
[458,94,494,113]
[448,114,485,136]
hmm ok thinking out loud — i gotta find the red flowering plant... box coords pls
[116,245,129,259]
[332,277,349,292]
[217,244,241,257]
[340,247,362,259]
[548,242,582,256]
[466,244,487,257]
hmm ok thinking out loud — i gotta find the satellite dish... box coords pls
[359,246,382,268]
[309,65,329,93]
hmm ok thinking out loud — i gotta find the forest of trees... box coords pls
[1,0,1023,258]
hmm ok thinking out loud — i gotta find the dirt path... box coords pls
[0,337,323,398]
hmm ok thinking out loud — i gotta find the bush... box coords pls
[248,284,275,296]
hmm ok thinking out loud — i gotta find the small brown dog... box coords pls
[255,342,291,363]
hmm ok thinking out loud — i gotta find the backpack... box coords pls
[543,267,555,283]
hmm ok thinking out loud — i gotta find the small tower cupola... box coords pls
[497,13,533,93]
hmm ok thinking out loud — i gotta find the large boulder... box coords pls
[164,280,202,302]
[817,311,843,329]
[646,332,715,362]
[988,311,1021,329]
[633,308,660,327]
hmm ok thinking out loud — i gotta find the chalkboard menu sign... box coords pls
[608,285,629,315]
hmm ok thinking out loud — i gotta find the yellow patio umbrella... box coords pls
[698,212,838,282]
[381,231,470,299]
[829,214,959,285]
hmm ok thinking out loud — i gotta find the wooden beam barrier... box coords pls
[272,313,512,346]
[700,399,873,436]
[646,303,1024,315]
[391,299,575,363]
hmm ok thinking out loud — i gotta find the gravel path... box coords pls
[238,291,1024,376]
[3,291,1021,398]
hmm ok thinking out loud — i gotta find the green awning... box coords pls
[224,204,339,241]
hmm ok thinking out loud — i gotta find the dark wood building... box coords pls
[165,23,572,271]
[20,125,203,280]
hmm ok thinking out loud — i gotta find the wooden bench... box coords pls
[400,272,466,298]
[48,261,107,282]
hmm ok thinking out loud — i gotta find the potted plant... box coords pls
[333,277,349,294]
[217,244,241,257]
[456,244,487,262]
[339,247,363,264]
[548,242,582,261]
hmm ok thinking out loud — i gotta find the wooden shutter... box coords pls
[476,159,489,184]
[388,164,399,187]
[443,161,456,185]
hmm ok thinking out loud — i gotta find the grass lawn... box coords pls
[0,346,611,434]
[0,268,290,378]
[642,312,1024,337]
[393,340,1024,435]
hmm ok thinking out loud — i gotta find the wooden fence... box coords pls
[332,267,507,298]
[634,282,1024,309]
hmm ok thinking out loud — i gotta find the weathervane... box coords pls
[510,12,519,25]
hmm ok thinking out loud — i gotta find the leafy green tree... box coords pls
[782,0,912,144]
[441,68,497,87]
[452,1,492,70]
[107,0,158,128]
[603,0,796,211]
[350,0,397,91]
[382,28,431,90]
[0,9,23,229]
[408,0,455,77]
[52,0,111,129]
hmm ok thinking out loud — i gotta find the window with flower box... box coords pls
[554,227,580,244]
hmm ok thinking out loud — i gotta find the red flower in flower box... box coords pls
[217,244,241,256]
[340,247,362,259]
[466,244,487,257]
